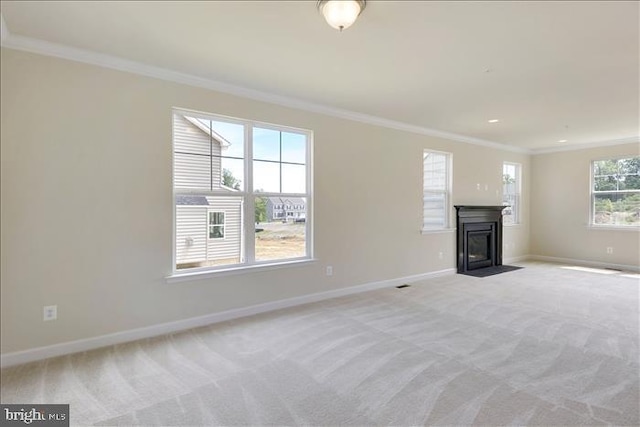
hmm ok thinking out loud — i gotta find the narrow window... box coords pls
[208,211,225,239]
[423,150,452,230]
[502,162,521,225]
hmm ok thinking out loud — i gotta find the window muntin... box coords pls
[253,127,306,194]
[173,109,312,273]
[174,116,245,192]
[592,157,640,226]
[502,162,521,225]
[423,150,452,230]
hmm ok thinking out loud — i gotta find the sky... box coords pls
[208,119,307,194]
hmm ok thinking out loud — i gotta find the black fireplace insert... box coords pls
[455,206,506,274]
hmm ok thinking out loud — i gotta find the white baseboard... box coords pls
[0,268,455,368]
[503,255,530,264]
[528,255,640,273]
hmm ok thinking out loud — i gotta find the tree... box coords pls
[255,197,267,224]
[594,159,621,191]
[222,168,241,190]
[221,170,269,224]
[621,157,640,190]
[503,174,515,196]
[503,174,515,184]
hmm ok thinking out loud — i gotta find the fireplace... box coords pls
[455,206,506,274]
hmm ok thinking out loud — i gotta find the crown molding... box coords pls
[2,20,635,156]
[0,24,530,154]
[531,136,639,154]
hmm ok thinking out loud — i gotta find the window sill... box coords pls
[421,228,456,235]
[587,225,640,232]
[503,223,523,228]
[166,258,318,284]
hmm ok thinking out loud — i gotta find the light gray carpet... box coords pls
[1,262,639,426]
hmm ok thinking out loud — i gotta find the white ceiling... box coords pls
[1,1,638,151]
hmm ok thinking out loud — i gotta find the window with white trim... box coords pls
[423,150,452,230]
[208,211,225,239]
[502,162,521,225]
[591,156,640,226]
[173,109,312,273]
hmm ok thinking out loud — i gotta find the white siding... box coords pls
[173,114,222,190]
[206,197,243,261]
[175,197,243,264]
[175,206,207,264]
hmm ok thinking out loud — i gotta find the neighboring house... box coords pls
[174,114,243,267]
[266,197,306,222]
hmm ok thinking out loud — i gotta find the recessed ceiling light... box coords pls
[488,119,499,123]
[558,139,568,143]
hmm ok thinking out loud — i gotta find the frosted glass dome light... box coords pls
[317,0,366,31]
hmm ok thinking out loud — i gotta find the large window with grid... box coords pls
[423,150,452,230]
[591,156,640,227]
[172,108,312,273]
[502,162,521,225]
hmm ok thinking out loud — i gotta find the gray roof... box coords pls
[176,195,209,206]
[266,197,306,205]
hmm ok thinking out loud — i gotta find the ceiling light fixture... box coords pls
[317,0,366,31]
[558,139,568,143]
[488,119,500,123]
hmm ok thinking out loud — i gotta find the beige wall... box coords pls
[531,143,640,267]
[0,48,530,354]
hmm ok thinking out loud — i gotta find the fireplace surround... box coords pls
[455,205,506,274]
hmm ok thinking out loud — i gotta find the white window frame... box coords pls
[422,149,452,232]
[502,162,521,225]
[170,108,314,278]
[208,210,225,240]
[590,156,640,228]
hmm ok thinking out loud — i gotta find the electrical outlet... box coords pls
[606,247,614,254]
[326,266,333,276]
[43,305,57,321]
